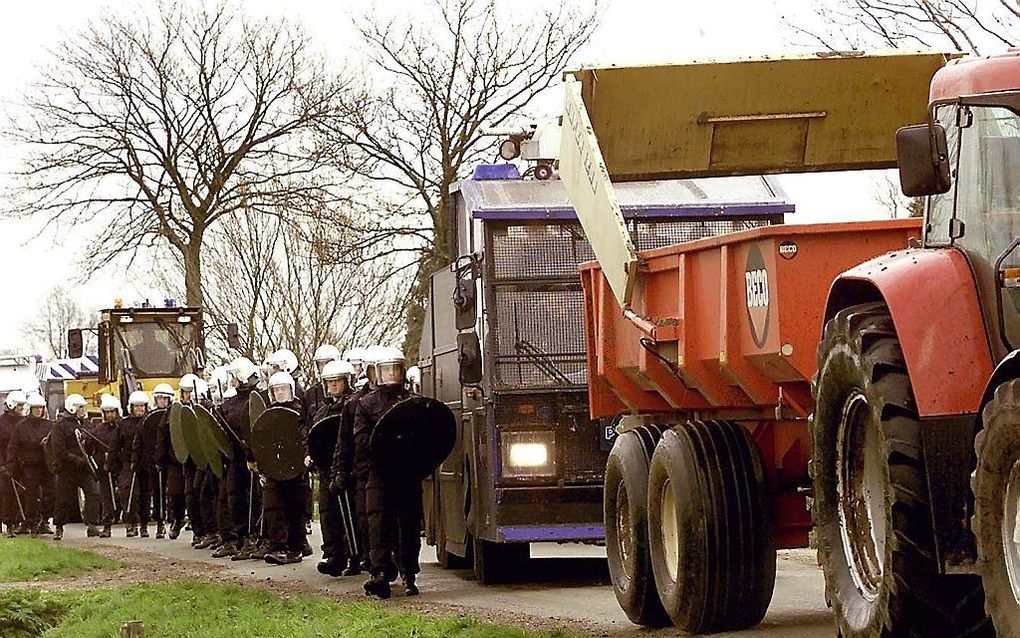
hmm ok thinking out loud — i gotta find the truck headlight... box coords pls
[501,431,556,478]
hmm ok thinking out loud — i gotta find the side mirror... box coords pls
[457,332,482,385]
[226,323,241,350]
[67,329,84,359]
[897,123,951,198]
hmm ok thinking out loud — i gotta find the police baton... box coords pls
[9,477,26,523]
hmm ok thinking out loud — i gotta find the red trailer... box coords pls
[559,50,1020,636]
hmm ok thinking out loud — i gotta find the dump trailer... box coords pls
[66,302,205,414]
[418,163,792,584]
[560,50,1020,636]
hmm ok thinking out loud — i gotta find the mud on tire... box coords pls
[812,302,990,637]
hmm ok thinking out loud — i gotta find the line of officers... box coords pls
[0,344,427,599]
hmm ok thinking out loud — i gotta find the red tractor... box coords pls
[562,51,1020,636]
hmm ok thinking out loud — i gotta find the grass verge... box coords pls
[0,537,118,582]
[0,582,581,638]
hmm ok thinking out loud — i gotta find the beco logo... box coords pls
[745,244,771,348]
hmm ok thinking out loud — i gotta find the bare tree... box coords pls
[327,0,600,355]
[8,1,344,311]
[874,174,926,218]
[21,286,94,359]
[788,0,1017,54]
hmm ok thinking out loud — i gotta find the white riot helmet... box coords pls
[376,346,406,386]
[321,359,354,395]
[128,391,149,416]
[268,371,296,404]
[229,357,260,388]
[194,377,209,400]
[179,374,199,391]
[268,349,299,375]
[64,393,88,415]
[209,366,230,402]
[153,383,175,409]
[99,393,121,416]
[6,390,27,411]
[26,393,46,416]
[406,365,421,386]
[314,344,341,373]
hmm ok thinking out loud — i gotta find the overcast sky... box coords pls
[0,0,936,353]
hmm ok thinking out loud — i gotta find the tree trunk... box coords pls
[182,238,206,354]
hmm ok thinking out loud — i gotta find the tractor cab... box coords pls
[898,52,1020,359]
[67,302,205,412]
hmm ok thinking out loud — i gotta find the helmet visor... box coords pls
[325,377,348,396]
[271,384,293,404]
[378,362,405,386]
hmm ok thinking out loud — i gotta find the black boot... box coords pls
[363,574,391,600]
[155,522,166,539]
[168,521,182,540]
[211,541,238,559]
[4,524,15,538]
[232,538,254,561]
[38,522,54,535]
[86,525,100,537]
[317,556,344,577]
[99,525,112,538]
[403,576,419,597]
[126,525,138,538]
[300,540,314,557]
[342,560,362,577]
[139,525,149,538]
[265,549,301,565]
[53,525,63,541]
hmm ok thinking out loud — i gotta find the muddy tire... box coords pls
[604,426,670,627]
[973,378,1020,636]
[812,302,990,637]
[646,420,775,633]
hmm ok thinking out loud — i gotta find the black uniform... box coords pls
[50,413,101,527]
[112,415,143,525]
[220,386,260,549]
[0,410,22,531]
[314,391,354,565]
[154,409,186,532]
[332,384,372,568]
[133,409,166,527]
[87,419,121,526]
[6,415,53,531]
[262,397,308,557]
[354,384,422,583]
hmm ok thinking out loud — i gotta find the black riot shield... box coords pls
[169,403,189,464]
[250,407,305,482]
[248,391,267,437]
[308,415,341,471]
[369,396,456,481]
[194,405,234,461]
[180,405,208,469]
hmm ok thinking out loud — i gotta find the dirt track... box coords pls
[52,524,834,637]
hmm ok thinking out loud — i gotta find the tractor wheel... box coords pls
[972,378,1020,636]
[604,426,670,627]
[812,302,990,637]
[646,420,775,633]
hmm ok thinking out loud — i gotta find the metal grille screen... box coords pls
[488,217,774,389]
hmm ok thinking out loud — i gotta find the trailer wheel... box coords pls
[972,378,1020,636]
[646,420,775,633]
[812,302,990,637]
[604,426,670,627]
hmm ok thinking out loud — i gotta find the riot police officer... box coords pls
[89,394,122,538]
[357,347,423,599]
[262,371,309,565]
[114,391,149,537]
[7,393,53,536]
[0,391,27,537]
[51,394,101,540]
[138,383,174,539]
[217,357,262,559]
[314,359,357,576]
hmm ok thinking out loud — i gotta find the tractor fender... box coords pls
[824,247,993,418]
[980,349,1020,416]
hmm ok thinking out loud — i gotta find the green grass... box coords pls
[0,538,118,582]
[0,582,580,638]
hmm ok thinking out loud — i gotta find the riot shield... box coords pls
[180,405,208,469]
[370,396,456,481]
[250,406,304,482]
[308,414,341,471]
[194,405,234,461]
[248,390,267,436]
[168,403,189,464]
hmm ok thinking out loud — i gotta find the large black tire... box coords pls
[646,420,776,633]
[812,302,990,637]
[973,378,1020,636]
[604,426,670,627]
[473,536,529,585]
